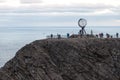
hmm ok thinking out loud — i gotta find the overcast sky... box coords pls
[0,0,120,27]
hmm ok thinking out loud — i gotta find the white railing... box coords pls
[46,35,68,39]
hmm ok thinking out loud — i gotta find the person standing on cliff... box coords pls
[99,33,104,38]
[116,33,119,38]
[57,34,61,39]
[67,33,70,38]
[91,30,93,36]
[50,34,53,38]
[96,34,98,38]
[106,33,110,38]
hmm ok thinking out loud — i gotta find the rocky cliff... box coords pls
[0,38,120,80]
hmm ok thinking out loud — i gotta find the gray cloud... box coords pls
[20,0,41,3]
[0,0,5,2]
[20,3,118,14]
[0,4,119,16]
[0,1,119,27]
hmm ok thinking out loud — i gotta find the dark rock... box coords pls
[0,38,120,80]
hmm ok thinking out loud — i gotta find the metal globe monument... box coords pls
[78,18,87,36]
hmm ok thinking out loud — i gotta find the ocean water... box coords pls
[0,26,120,67]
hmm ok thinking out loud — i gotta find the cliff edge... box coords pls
[0,38,120,80]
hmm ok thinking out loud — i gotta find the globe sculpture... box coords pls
[78,18,87,36]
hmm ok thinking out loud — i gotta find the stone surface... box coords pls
[0,38,120,80]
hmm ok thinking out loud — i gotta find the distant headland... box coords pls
[0,38,120,80]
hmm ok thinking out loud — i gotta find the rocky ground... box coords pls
[0,38,120,80]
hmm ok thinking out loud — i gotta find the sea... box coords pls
[0,26,120,67]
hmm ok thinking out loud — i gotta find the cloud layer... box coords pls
[20,0,41,3]
[0,0,120,26]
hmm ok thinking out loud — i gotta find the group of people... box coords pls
[96,33,119,38]
[50,33,70,39]
[49,32,119,39]
[50,34,61,39]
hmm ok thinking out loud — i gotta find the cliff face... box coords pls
[1,38,120,80]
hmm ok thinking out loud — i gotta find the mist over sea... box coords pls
[0,26,120,67]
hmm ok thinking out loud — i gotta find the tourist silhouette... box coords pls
[116,33,119,38]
